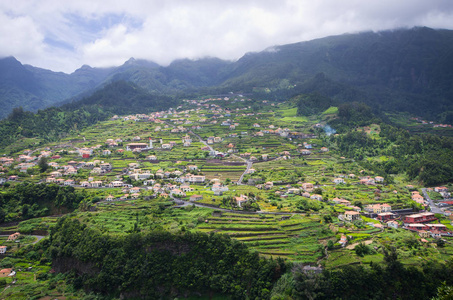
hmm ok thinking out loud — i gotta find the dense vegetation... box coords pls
[329,102,453,185]
[45,217,285,299]
[271,249,453,300]
[0,57,113,119]
[0,182,86,223]
[0,80,177,150]
[21,217,453,300]
[63,80,177,114]
[295,92,336,116]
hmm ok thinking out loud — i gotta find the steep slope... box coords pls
[0,57,115,119]
[221,27,453,120]
[0,80,177,150]
[1,27,453,121]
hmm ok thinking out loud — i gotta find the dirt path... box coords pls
[346,239,373,250]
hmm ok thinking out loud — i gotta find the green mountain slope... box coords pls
[1,27,453,121]
[222,27,453,120]
[0,57,115,119]
[0,81,177,150]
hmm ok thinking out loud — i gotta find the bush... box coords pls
[354,242,372,257]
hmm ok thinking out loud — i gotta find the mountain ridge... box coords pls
[1,26,453,121]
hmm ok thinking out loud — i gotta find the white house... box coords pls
[333,178,345,184]
[188,175,206,183]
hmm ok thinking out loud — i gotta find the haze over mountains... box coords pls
[1,26,453,122]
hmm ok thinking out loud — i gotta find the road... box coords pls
[237,159,253,185]
[31,235,46,244]
[422,188,443,214]
[0,235,46,244]
[189,131,253,185]
[188,130,214,152]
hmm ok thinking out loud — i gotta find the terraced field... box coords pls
[197,212,335,262]
[199,163,246,181]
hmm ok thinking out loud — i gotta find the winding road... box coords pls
[0,235,46,244]
[189,131,252,185]
[234,155,253,185]
[422,188,443,214]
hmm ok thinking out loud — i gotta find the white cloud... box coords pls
[0,12,45,60]
[1,0,453,73]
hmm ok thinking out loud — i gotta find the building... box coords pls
[332,198,351,206]
[188,175,206,183]
[387,221,399,229]
[0,246,6,254]
[235,195,249,207]
[365,204,392,214]
[435,186,448,193]
[375,176,384,183]
[7,232,20,241]
[377,212,396,222]
[0,268,12,277]
[287,188,301,194]
[302,183,314,192]
[310,194,323,201]
[333,178,345,184]
[425,224,449,232]
[190,195,203,201]
[339,235,348,247]
[344,211,361,222]
[418,230,430,238]
[126,143,148,151]
[404,212,436,224]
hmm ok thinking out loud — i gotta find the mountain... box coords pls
[63,80,177,115]
[0,80,177,149]
[1,27,453,121]
[220,27,453,120]
[0,57,115,119]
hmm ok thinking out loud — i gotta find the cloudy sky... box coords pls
[1,0,453,73]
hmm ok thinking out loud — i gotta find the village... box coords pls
[0,97,452,267]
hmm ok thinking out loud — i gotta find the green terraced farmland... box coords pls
[198,213,334,262]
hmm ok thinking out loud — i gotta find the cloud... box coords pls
[0,12,45,60]
[1,0,453,73]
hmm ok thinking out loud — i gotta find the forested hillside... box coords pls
[2,27,453,122]
[0,183,86,223]
[45,217,284,299]
[0,81,177,150]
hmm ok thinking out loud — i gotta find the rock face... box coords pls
[52,257,99,276]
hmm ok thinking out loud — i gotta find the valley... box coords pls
[0,95,452,299]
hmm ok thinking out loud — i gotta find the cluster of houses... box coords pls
[411,190,426,206]
[0,232,21,255]
[326,174,388,186]
[338,199,452,240]
[432,186,451,198]
[411,117,453,129]
[104,177,229,202]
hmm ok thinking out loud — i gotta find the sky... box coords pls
[1,0,453,73]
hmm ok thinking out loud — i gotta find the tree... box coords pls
[38,157,49,173]
[327,240,334,250]
[354,242,371,257]
[313,188,323,195]
[437,239,446,248]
